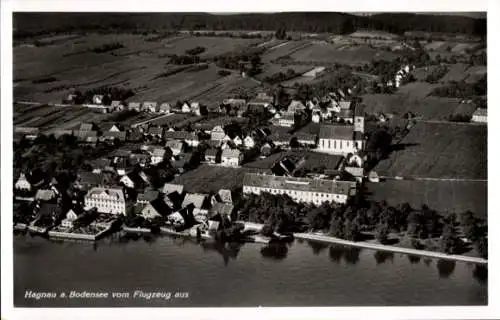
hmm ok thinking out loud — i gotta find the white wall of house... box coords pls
[15,175,31,191]
[472,115,487,123]
[120,176,135,189]
[242,186,348,205]
[318,138,363,155]
[222,156,241,167]
[84,197,126,215]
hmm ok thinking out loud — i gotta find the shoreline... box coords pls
[240,221,488,265]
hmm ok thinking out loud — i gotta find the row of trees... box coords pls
[65,86,135,105]
[236,191,488,258]
[263,68,297,84]
[91,42,124,53]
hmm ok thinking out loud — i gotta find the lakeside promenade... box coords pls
[239,221,488,265]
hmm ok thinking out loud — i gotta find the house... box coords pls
[15,173,31,191]
[88,158,113,173]
[222,99,247,116]
[242,173,357,205]
[120,171,150,190]
[181,102,192,113]
[243,135,255,149]
[79,123,95,131]
[339,101,351,110]
[210,202,234,220]
[337,109,353,124]
[190,102,201,116]
[204,148,219,164]
[220,140,236,151]
[92,94,104,105]
[128,102,142,112]
[210,126,226,141]
[237,104,249,117]
[73,130,98,142]
[150,148,168,165]
[101,131,127,142]
[146,126,164,138]
[272,112,295,128]
[163,131,199,147]
[260,142,274,157]
[143,102,158,113]
[344,166,364,182]
[182,193,209,210]
[159,103,171,114]
[14,126,40,140]
[110,100,124,111]
[217,189,233,204]
[165,140,184,156]
[129,151,151,167]
[269,132,292,147]
[287,100,306,113]
[35,189,57,202]
[60,208,81,228]
[471,108,487,123]
[221,149,243,167]
[162,183,184,195]
[84,187,126,215]
[233,136,243,146]
[137,189,160,204]
[312,112,321,123]
[167,205,195,230]
[141,198,172,220]
[293,132,317,146]
[317,124,364,155]
[74,172,104,190]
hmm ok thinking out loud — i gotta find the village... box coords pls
[11,12,488,262]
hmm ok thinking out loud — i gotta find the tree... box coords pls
[343,218,360,241]
[289,137,299,149]
[376,222,390,244]
[475,236,488,259]
[440,222,458,254]
[275,27,287,40]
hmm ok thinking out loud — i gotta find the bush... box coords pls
[218,70,231,77]
[185,46,206,55]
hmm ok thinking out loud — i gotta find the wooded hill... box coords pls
[14,12,486,39]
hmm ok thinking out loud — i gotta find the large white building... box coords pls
[84,187,126,215]
[317,125,364,155]
[242,173,357,205]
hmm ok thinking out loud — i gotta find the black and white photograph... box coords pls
[1,1,497,319]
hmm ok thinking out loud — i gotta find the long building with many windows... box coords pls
[242,173,357,205]
[84,187,126,215]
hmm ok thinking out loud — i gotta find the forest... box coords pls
[13,12,486,40]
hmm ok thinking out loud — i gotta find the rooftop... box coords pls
[182,193,208,209]
[86,187,125,202]
[243,173,357,196]
[319,124,354,140]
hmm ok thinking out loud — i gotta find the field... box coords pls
[360,94,470,120]
[261,40,313,62]
[145,114,196,127]
[374,122,487,180]
[289,43,399,66]
[14,104,111,132]
[172,165,268,193]
[396,82,441,99]
[255,63,314,81]
[464,65,487,84]
[440,63,469,83]
[367,180,487,218]
[154,36,262,58]
[13,33,262,105]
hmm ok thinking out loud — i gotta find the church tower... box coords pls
[354,104,365,133]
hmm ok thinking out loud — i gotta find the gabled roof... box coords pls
[473,108,487,117]
[147,126,164,136]
[218,189,233,204]
[89,158,112,169]
[152,148,166,157]
[86,187,125,202]
[319,125,354,140]
[293,132,317,142]
[122,171,149,188]
[143,101,158,108]
[182,193,208,209]
[221,149,241,158]
[76,172,103,187]
[165,140,184,150]
[164,130,197,141]
[339,101,351,110]
[111,100,122,107]
[338,109,353,118]
[35,189,56,201]
[288,100,306,113]
[128,102,141,109]
[159,103,171,111]
[162,183,184,195]
[103,131,126,140]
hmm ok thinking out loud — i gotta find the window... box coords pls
[357,118,361,123]
[334,140,336,149]
[328,140,331,149]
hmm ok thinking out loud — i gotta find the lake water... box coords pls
[13,234,487,307]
